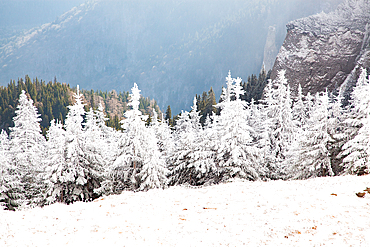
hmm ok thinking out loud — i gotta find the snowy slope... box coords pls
[1,175,370,246]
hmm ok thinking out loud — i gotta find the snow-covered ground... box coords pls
[1,175,370,247]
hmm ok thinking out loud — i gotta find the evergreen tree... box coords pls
[169,97,215,185]
[109,84,168,192]
[6,90,46,209]
[293,91,334,179]
[150,109,173,161]
[340,68,370,175]
[212,72,260,181]
[260,71,295,179]
[44,119,67,204]
[165,105,173,126]
[0,130,10,209]
[59,86,103,204]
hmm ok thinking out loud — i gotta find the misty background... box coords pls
[0,0,344,113]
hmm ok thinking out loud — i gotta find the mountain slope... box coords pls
[0,0,343,113]
[1,175,369,246]
[271,0,370,99]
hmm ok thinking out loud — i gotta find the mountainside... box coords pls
[0,0,343,113]
[271,0,370,99]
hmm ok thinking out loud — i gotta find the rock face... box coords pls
[271,0,370,99]
[263,26,278,72]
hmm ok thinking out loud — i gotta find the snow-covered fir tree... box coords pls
[6,90,46,209]
[292,84,308,129]
[340,68,370,175]
[150,109,173,162]
[82,107,106,168]
[94,103,118,163]
[169,97,217,185]
[211,72,260,181]
[44,119,67,204]
[260,71,295,179]
[293,91,334,179]
[108,83,168,192]
[56,86,103,204]
[0,130,10,209]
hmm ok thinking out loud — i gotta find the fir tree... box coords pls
[109,83,168,192]
[293,91,334,179]
[260,71,295,179]
[0,130,10,209]
[165,105,173,126]
[169,97,214,185]
[6,90,46,209]
[44,119,67,204]
[340,68,370,175]
[59,86,103,204]
[212,72,260,181]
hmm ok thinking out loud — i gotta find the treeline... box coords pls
[0,76,70,135]
[0,76,161,134]
[164,68,270,126]
[1,69,369,211]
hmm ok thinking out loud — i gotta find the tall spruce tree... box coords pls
[7,90,46,209]
[260,71,295,179]
[212,72,260,181]
[0,130,10,209]
[340,68,370,175]
[57,86,103,203]
[293,91,334,179]
[109,83,168,192]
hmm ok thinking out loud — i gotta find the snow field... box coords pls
[1,175,370,246]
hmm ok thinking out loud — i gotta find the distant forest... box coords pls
[0,69,269,135]
[0,76,160,135]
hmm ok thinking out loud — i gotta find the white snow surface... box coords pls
[1,175,370,247]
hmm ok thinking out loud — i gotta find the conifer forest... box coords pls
[0,67,369,211]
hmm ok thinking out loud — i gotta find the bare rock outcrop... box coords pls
[271,0,370,98]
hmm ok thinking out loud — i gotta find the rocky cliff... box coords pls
[271,0,370,99]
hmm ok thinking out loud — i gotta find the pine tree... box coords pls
[293,91,334,179]
[165,105,173,126]
[59,86,103,204]
[212,72,260,181]
[340,68,370,175]
[44,119,67,204]
[0,130,10,209]
[7,90,46,209]
[150,109,173,161]
[169,97,215,185]
[260,71,295,179]
[109,83,168,192]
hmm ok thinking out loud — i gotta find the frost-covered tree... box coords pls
[293,91,334,179]
[212,72,260,181]
[109,83,168,192]
[292,84,308,129]
[260,71,295,179]
[83,107,106,167]
[169,97,216,185]
[54,86,103,204]
[95,103,118,163]
[150,109,173,160]
[340,68,370,175]
[44,119,67,204]
[6,90,46,209]
[0,130,10,209]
